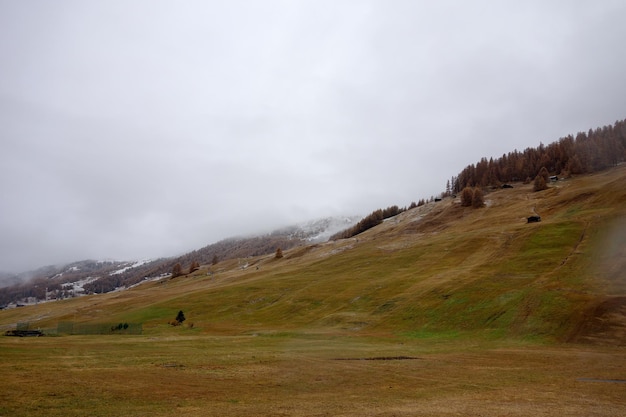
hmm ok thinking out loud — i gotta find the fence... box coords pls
[10,321,142,336]
[57,321,143,335]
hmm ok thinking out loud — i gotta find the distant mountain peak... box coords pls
[0,215,360,306]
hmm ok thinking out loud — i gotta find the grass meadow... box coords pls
[1,332,625,416]
[1,166,625,416]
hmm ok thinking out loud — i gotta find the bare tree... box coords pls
[172,263,182,278]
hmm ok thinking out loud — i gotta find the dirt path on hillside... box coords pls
[568,296,626,346]
[559,221,589,267]
[567,216,626,346]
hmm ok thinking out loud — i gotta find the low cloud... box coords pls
[1,1,625,272]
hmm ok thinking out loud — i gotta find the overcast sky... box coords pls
[1,1,625,272]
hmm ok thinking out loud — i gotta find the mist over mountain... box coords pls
[2,116,625,308]
[2,73,626,414]
[0,216,360,306]
[3,2,625,276]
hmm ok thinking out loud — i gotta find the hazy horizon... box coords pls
[2,1,625,272]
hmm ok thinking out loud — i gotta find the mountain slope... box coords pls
[1,166,625,344]
[0,216,360,306]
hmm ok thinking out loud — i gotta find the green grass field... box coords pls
[1,166,625,416]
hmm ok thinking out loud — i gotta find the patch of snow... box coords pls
[127,274,168,289]
[110,259,151,275]
[61,276,99,294]
[298,216,361,242]
[97,259,124,264]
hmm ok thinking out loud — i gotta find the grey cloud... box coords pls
[1,1,625,272]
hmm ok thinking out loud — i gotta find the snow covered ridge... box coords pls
[1,215,361,307]
[271,216,362,242]
[109,259,152,275]
[300,216,362,242]
[61,276,100,296]
[0,259,162,308]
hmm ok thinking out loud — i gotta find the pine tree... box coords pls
[275,248,283,259]
[175,310,186,324]
[172,263,182,278]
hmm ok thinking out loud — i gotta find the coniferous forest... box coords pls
[332,118,626,241]
[450,119,626,192]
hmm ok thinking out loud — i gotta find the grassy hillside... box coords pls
[2,165,625,344]
[1,166,625,417]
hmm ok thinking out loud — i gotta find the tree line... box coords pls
[451,119,626,192]
[330,206,406,240]
[329,118,625,241]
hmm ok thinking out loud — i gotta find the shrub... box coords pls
[472,188,484,208]
[460,187,474,207]
[461,187,485,208]
[533,175,548,192]
[176,310,186,324]
[110,322,129,332]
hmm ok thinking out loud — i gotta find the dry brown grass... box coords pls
[0,334,624,416]
[1,166,626,415]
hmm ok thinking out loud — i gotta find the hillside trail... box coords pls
[568,215,626,346]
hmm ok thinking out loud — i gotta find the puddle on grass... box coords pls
[160,363,185,369]
[333,356,420,361]
[577,378,626,384]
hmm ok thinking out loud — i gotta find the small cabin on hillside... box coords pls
[527,215,541,223]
